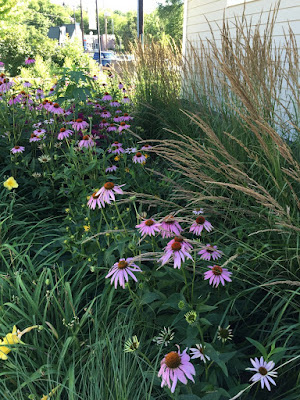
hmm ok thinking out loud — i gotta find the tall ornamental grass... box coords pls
[123,5,300,399]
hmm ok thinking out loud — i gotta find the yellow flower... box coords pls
[65,208,70,213]
[144,154,148,158]
[0,326,21,360]
[41,386,59,400]
[3,177,18,190]
[114,155,120,161]
[83,225,90,232]
[125,167,130,172]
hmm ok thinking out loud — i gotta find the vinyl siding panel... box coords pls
[184,0,300,48]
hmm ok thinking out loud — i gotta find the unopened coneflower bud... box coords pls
[185,310,197,325]
[178,300,185,310]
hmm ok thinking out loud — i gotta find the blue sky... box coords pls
[50,0,165,14]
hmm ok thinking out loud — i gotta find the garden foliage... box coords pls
[0,6,299,400]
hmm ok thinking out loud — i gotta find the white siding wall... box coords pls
[184,0,300,49]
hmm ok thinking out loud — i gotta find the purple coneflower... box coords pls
[198,244,223,261]
[204,265,232,287]
[25,57,35,65]
[160,215,183,238]
[43,101,52,111]
[166,236,193,252]
[94,182,124,207]
[92,75,98,80]
[44,118,54,125]
[49,102,64,115]
[136,219,161,237]
[113,115,122,123]
[115,109,123,114]
[118,122,130,132]
[87,190,103,209]
[36,88,44,99]
[100,110,111,118]
[29,134,41,142]
[141,144,151,151]
[122,96,130,103]
[158,346,195,393]
[190,344,210,363]
[0,61,4,67]
[78,135,95,149]
[0,79,13,93]
[102,92,112,101]
[99,119,109,129]
[121,113,133,121]
[11,146,25,154]
[110,100,120,107]
[32,122,42,128]
[105,165,118,173]
[23,81,32,88]
[8,95,22,105]
[107,124,117,132]
[72,118,89,131]
[118,82,124,89]
[105,258,142,289]
[58,128,73,140]
[133,152,146,164]
[189,216,213,236]
[108,142,124,155]
[247,357,277,391]
[159,238,193,269]
[33,128,46,136]
[193,208,204,215]
[125,147,137,154]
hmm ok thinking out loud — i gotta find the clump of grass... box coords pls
[143,5,300,395]
[119,39,195,140]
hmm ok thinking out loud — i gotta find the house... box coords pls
[84,34,116,53]
[182,0,300,53]
[48,23,83,46]
[181,0,300,136]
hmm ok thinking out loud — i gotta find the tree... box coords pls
[0,0,18,18]
[157,0,183,46]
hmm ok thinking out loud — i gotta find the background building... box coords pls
[48,23,83,46]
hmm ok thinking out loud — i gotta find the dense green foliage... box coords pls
[0,0,184,76]
[1,3,298,400]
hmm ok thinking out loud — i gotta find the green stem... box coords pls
[114,202,127,233]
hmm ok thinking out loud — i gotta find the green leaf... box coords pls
[246,337,268,359]
[140,291,163,305]
[196,304,217,313]
[158,293,186,311]
[205,344,228,377]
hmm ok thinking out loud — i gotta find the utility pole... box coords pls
[80,0,85,50]
[95,0,102,65]
[137,0,144,46]
[104,11,110,51]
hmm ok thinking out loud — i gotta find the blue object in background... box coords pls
[93,51,114,66]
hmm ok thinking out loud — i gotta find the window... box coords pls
[227,0,256,6]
